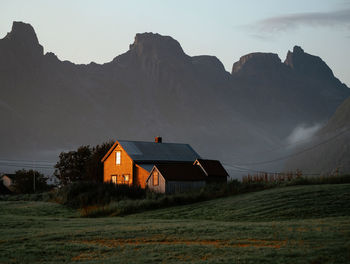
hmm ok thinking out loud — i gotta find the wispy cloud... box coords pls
[254,8,350,34]
[287,123,323,146]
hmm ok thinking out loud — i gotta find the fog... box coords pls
[287,123,323,146]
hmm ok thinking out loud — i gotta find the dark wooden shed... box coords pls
[194,159,228,183]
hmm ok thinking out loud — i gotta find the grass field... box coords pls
[0,184,349,263]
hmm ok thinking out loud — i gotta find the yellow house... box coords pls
[101,137,200,188]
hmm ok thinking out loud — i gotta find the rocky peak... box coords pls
[284,45,334,79]
[232,52,282,74]
[129,32,186,60]
[1,21,43,59]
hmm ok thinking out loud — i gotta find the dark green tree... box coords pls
[86,141,114,182]
[54,141,114,185]
[54,145,92,185]
[12,169,50,194]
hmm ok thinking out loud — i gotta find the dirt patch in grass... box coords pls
[71,251,108,262]
[72,237,288,249]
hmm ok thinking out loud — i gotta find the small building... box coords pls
[0,174,16,192]
[146,163,206,194]
[194,159,229,183]
[101,137,200,188]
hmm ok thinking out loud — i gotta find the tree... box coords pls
[86,141,114,182]
[54,145,92,185]
[54,141,114,185]
[12,169,50,194]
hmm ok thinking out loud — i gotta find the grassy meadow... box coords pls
[0,184,349,263]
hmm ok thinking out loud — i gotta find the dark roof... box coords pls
[102,140,200,162]
[137,164,155,172]
[1,174,17,180]
[195,159,229,177]
[152,163,206,182]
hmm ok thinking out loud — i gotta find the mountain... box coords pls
[285,96,350,175]
[0,21,349,176]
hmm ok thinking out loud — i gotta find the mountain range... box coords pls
[0,21,349,176]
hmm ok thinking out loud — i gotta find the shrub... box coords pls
[11,169,51,194]
[287,174,350,186]
[53,181,146,208]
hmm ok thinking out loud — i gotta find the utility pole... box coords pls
[33,160,36,193]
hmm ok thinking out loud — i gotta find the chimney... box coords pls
[155,136,162,143]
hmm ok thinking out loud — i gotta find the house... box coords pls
[101,137,201,188]
[194,159,228,183]
[0,174,16,193]
[146,163,206,194]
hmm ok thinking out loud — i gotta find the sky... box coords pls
[1,0,350,86]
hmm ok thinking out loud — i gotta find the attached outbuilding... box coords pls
[194,159,229,183]
[146,163,206,194]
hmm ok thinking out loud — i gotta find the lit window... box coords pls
[153,171,159,186]
[116,151,121,165]
[124,174,130,183]
[111,175,117,184]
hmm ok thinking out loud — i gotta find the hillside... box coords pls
[1,184,349,263]
[0,21,349,174]
[132,184,350,221]
[285,97,350,175]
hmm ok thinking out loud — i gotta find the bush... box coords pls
[287,174,350,186]
[53,181,146,208]
[11,169,51,194]
[80,180,261,217]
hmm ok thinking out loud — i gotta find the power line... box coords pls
[0,163,54,169]
[0,161,54,168]
[0,158,55,164]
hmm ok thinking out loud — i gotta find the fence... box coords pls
[242,170,303,183]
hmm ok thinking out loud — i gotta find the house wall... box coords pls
[147,169,166,193]
[2,176,13,188]
[207,176,227,183]
[134,165,150,188]
[103,145,134,185]
[166,181,205,194]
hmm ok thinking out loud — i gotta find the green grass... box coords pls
[0,184,350,263]
[131,184,350,221]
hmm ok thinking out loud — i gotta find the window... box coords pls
[153,171,159,186]
[124,174,130,183]
[116,151,121,165]
[111,175,117,184]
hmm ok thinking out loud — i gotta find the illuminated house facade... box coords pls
[101,137,201,188]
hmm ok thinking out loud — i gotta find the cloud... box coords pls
[287,123,323,146]
[254,8,350,33]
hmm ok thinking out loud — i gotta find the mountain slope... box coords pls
[285,96,350,175]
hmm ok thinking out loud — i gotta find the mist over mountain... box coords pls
[0,21,349,176]
[285,96,350,175]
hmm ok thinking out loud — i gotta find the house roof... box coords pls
[195,159,229,177]
[1,174,17,180]
[149,163,206,182]
[101,140,200,163]
[137,164,155,172]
